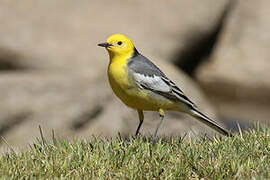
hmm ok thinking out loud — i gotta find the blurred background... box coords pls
[0,0,269,152]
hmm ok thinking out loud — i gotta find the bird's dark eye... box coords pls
[117,41,122,45]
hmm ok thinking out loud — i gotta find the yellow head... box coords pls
[98,34,136,58]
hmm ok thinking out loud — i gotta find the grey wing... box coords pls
[128,54,195,108]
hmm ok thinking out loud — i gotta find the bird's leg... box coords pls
[135,110,144,136]
[153,108,165,139]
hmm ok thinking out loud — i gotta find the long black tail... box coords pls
[189,108,231,136]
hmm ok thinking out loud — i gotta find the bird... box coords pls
[98,34,230,137]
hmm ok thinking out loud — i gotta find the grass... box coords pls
[0,127,269,179]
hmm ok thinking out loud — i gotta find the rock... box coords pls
[0,0,229,151]
[196,0,270,125]
[0,0,229,70]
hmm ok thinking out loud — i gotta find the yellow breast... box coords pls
[107,57,132,101]
[107,57,148,109]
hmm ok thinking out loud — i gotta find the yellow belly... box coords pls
[107,60,177,111]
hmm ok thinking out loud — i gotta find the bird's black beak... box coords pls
[98,42,112,48]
